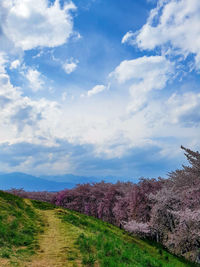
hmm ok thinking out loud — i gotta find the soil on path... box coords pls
[26,209,82,267]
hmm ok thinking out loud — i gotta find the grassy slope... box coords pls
[0,191,197,267]
[0,191,44,265]
[58,209,195,267]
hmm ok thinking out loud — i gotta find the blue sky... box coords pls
[0,0,199,181]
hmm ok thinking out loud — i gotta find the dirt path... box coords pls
[26,210,82,267]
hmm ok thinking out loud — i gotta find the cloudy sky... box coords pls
[0,0,199,180]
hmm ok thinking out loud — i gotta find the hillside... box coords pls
[0,191,44,266]
[0,191,196,267]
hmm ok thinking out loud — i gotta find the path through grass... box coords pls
[26,209,82,267]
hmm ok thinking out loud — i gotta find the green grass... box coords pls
[58,209,197,267]
[0,191,44,261]
[30,199,56,210]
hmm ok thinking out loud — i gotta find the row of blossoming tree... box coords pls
[8,146,200,263]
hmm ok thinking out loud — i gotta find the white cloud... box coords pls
[70,31,82,41]
[0,58,199,168]
[10,59,20,69]
[26,68,44,92]
[0,67,60,146]
[110,55,173,84]
[110,56,174,112]
[129,0,200,69]
[87,84,107,97]
[0,52,8,73]
[166,92,200,125]
[121,31,135,45]
[62,58,78,74]
[0,0,76,51]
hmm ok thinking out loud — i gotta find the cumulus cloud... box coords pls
[166,92,200,126]
[127,0,200,69]
[0,62,59,146]
[0,51,196,166]
[62,58,78,74]
[0,58,199,172]
[26,68,44,92]
[0,142,74,175]
[0,0,76,51]
[110,56,174,112]
[0,52,8,73]
[110,55,173,84]
[10,59,20,69]
[87,84,107,97]
[121,31,135,45]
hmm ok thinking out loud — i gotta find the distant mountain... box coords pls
[0,172,77,191]
[0,172,132,192]
[40,174,131,184]
[40,174,101,184]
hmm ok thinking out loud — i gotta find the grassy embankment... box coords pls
[0,191,44,265]
[0,190,197,266]
[58,209,197,267]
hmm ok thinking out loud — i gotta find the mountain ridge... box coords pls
[0,172,131,191]
[0,172,81,191]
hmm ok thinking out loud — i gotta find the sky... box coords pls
[0,0,200,181]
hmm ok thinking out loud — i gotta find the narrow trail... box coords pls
[26,210,82,267]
